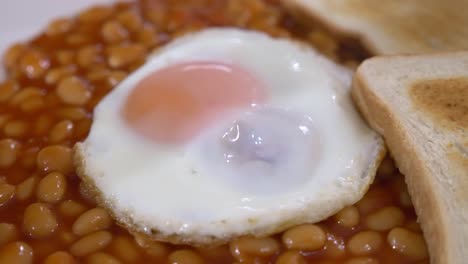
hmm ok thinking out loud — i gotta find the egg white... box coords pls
[75,28,385,246]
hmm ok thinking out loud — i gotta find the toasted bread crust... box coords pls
[281,0,381,55]
[351,53,468,263]
[281,0,468,55]
[352,71,447,264]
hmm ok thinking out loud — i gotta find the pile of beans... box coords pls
[0,0,429,263]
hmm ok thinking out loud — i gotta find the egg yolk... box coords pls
[122,61,267,144]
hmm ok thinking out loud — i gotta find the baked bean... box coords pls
[226,0,253,26]
[376,156,395,179]
[36,145,73,174]
[57,107,88,120]
[0,241,33,264]
[134,236,169,259]
[34,114,53,136]
[282,224,326,250]
[73,208,111,236]
[66,34,92,47]
[77,45,103,68]
[110,235,140,263]
[347,231,383,256]
[405,220,422,233]
[57,76,92,106]
[168,249,204,264]
[120,59,143,75]
[116,10,143,32]
[9,87,43,105]
[75,118,92,139]
[86,67,111,81]
[230,236,280,261]
[44,251,77,264]
[55,50,75,65]
[60,231,79,245]
[167,14,192,33]
[16,176,38,201]
[0,139,20,168]
[45,66,76,85]
[323,233,346,259]
[142,1,167,27]
[198,246,231,263]
[37,172,67,203]
[315,261,335,264]
[275,251,307,264]
[0,223,18,246]
[366,206,405,231]
[79,183,97,204]
[23,203,58,239]
[107,71,127,86]
[4,120,29,138]
[44,92,66,107]
[387,227,428,260]
[107,43,146,68]
[399,188,413,207]
[49,120,74,143]
[307,31,338,60]
[79,6,113,23]
[133,233,150,248]
[46,18,74,36]
[19,97,45,112]
[31,241,61,261]
[171,25,200,38]
[70,231,113,257]
[3,44,26,71]
[0,80,19,102]
[356,187,393,214]
[267,22,290,38]
[0,114,11,129]
[18,50,50,79]
[59,200,87,218]
[143,243,168,260]
[21,148,39,169]
[102,21,129,43]
[252,20,289,38]
[0,183,15,205]
[335,206,360,227]
[137,24,164,48]
[86,252,122,264]
[345,257,379,264]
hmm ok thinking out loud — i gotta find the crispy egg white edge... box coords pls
[75,28,385,245]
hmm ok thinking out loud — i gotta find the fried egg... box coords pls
[75,28,385,246]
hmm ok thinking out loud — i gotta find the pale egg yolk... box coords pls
[122,61,267,144]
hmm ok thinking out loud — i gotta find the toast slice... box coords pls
[281,0,468,55]
[352,52,468,264]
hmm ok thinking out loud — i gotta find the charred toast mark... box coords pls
[410,77,468,131]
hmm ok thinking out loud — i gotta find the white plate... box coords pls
[0,0,115,80]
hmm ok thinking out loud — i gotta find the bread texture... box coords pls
[352,52,468,264]
[281,0,468,55]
